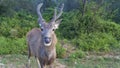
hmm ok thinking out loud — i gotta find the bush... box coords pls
[72,32,119,52]
[0,37,27,54]
[57,11,102,39]
[100,20,120,40]
[0,12,37,38]
[56,42,66,58]
[57,11,120,52]
[69,50,85,59]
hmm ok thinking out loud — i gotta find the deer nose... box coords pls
[44,37,51,44]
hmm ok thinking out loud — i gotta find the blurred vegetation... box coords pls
[0,0,120,59]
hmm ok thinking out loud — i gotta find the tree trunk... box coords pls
[82,0,87,16]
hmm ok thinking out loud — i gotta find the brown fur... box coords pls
[26,28,57,67]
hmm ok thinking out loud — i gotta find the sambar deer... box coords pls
[26,3,64,68]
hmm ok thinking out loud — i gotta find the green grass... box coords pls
[0,54,120,68]
[61,58,120,68]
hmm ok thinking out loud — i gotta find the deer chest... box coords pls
[38,48,56,65]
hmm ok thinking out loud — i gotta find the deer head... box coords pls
[37,3,64,46]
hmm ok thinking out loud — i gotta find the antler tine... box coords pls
[51,7,57,22]
[37,3,44,22]
[51,3,64,23]
[56,3,64,20]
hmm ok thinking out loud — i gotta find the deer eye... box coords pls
[52,29,55,31]
[41,28,43,31]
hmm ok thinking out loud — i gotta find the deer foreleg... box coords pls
[36,58,41,68]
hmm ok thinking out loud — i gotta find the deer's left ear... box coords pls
[54,19,62,29]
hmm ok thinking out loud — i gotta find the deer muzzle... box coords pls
[44,37,52,46]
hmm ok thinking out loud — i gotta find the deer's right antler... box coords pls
[37,3,45,26]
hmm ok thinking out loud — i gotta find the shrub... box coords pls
[100,20,120,40]
[0,13,37,38]
[56,42,66,58]
[0,37,27,54]
[57,10,81,39]
[72,32,119,52]
[69,50,85,59]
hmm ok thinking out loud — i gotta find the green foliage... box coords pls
[0,37,27,54]
[56,42,66,58]
[0,12,37,38]
[69,50,85,59]
[57,10,81,39]
[72,33,119,52]
[57,10,120,52]
[100,20,120,40]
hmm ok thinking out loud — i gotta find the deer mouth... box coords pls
[44,37,52,46]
